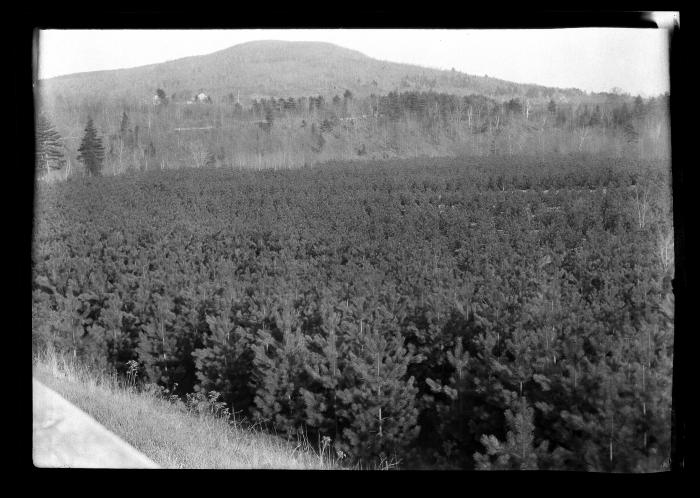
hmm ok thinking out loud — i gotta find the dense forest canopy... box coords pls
[32,157,673,470]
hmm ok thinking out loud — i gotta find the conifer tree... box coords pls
[474,396,545,470]
[299,297,346,441]
[135,294,177,385]
[193,289,256,412]
[77,116,105,176]
[119,111,129,138]
[250,296,310,435]
[98,293,128,367]
[424,337,475,463]
[335,306,420,462]
[35,113,65,177]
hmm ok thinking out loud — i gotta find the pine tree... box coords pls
[119,111,129,138]
[623,122,639,145]
[250,295,310,435]
[35,113,65,177]
[474,396,544,470]
[335,302,420,462]
[193,290,256,412]
[298,296,345,441]
[156,88,168,105]
[112,112,131,172]
[135,293,177,386]
[424,337,475,464]
[77,116,105,176]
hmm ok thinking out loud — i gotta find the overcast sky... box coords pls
[38,25,675,97]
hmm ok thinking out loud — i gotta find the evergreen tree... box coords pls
[35,113,65,177]
[119,112,129,138]
[335,299,420,461]
[250,295,310,435]
[505,98,523,115]
[633,95,645,118]
[135,293,177,386]
[77,116,105,176]
[193,289,256,412]
[474,396,548,470]
[623,122,639,144]
[299,296,347,442]
[422,332,484,461]
[156,88,168,105]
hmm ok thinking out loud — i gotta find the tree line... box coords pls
[36,88,670,179]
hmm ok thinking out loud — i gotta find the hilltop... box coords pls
[38,40,585,104]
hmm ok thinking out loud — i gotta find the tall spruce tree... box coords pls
[35,113,65,177]
[119,111,129,138]
[77,116,105,176]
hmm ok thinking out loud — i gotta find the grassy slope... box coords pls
[32,351,338,469]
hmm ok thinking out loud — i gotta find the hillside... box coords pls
[38,40,584,104]
[34,39,669,178]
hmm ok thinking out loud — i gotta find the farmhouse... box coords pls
[187,92,212,104]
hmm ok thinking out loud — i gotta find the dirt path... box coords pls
[32,378,159,469]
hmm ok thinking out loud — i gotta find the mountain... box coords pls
[38,40,584,104]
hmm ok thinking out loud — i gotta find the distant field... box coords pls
[32,156,674,470]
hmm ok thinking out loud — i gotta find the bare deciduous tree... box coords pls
[657,230,674,273]
[577,126,590,152]
[632,182,651,229]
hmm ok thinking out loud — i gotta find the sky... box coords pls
[37,23,676,97]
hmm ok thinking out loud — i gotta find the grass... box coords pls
[32,348,343,469]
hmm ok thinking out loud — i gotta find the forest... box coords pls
[36,85,671,179]
[32,155,674,470]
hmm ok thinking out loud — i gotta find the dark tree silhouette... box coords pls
[119,111,129,138]
[77,116,105,176]
[156,88,168,104]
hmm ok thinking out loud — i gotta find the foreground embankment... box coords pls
[33,351,338,469]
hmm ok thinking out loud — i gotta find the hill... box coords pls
[38,40,585,105]
[34,40,669,177]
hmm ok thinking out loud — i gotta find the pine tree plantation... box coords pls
[32,156,674,470]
